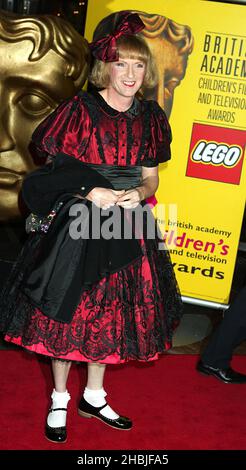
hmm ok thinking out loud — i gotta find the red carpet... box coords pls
[1,350,246,450]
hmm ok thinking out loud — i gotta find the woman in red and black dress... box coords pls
[0,12,182,443]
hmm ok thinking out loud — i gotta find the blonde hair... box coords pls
[89,35,157,89]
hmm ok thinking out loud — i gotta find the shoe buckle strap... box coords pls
[99,403,108,411]
[49,407,67,412]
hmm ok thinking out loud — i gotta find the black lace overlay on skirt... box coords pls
[0,210,183,362]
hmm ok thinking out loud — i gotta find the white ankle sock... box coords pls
[83,387,119,420]
[47,389,71,428]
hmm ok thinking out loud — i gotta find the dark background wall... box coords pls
[0,0,88,34]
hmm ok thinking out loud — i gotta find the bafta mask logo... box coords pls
[92,10,194,118]
[0,10,90,221]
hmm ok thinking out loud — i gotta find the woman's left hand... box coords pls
[116,188,143,209]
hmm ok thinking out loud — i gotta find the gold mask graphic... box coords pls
[92,10,194,119]
[0,10,90,221]
[138,12,194,118]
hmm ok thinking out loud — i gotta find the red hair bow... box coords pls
[89,12,145,62]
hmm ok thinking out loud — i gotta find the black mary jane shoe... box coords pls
[78,396,132,431]
[45,407,67,443]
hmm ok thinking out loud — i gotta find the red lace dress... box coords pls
[1,91,183,363]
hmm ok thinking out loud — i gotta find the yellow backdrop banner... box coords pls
[85,0,246,304]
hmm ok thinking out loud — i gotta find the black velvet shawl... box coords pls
[20,154,143,323]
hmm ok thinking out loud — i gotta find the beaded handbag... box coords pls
[25,201,64,234]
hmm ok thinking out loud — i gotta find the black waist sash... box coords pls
[22,156,142,217]
[85,163,142,190]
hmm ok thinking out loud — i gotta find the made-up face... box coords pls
[143,35,189,118]
[108,57,146,101]
[0,39,76,221]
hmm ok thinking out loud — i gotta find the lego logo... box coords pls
[192,141,242,168]
[187,124,245,184]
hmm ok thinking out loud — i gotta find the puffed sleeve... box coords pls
[31,93,92,160]
[143,101,172,167]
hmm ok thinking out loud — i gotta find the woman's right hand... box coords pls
[85,187,125,209]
